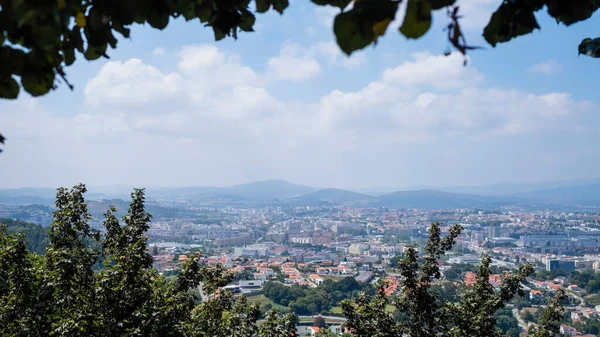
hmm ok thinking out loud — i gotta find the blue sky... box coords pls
[1,1,600,189]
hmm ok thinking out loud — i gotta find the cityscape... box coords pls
[3,179,600,336]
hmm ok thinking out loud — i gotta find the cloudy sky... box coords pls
[2,1,600,189]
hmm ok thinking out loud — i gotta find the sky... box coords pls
[2,0,600,189]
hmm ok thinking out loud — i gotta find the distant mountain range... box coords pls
[1,179,600,210]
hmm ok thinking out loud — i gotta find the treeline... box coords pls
[1,217,49,254]
[263,278,372,315]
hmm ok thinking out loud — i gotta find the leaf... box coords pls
[75,13,87,28]
[273,0,289,14]
[333,0,399,55]
[21,71,55,97]
[239,11,256,32]
[483,2,543,47]
[334,11,373,55]
[429,0,456,10]
[373,18,392,42]
[400,0,432,39]
[579,37,600,58]
[546,0,600,26]
[63,48,76,66]
[84,43,107,60]
[197,1,214,23]
[147,10,170,30]
[256,0,271,13]
[0,76,20,99]
[311,0,352,10]
[112,22,131,38]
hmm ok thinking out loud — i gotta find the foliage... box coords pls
[530,289,566,337]
[1,0,598,101]
[263,277,370,315]
[0,184,297,337]
[1,218,49,254]
[342,222,536,337]
[448,255,533,337]
[313,315,326,328]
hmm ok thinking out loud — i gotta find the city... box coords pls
[3,180,600,336]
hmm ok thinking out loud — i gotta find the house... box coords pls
[559,324,576,336]
[464,272,476,286]
[529,289,543,301]
[308,274,324,286]
[253,273,267,281]
[307,326,321,336]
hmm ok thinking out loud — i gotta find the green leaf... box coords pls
[21,71,55,97]
[147,10,170,30]
[196,1,214,23]
[0,76,20,99]
[84,43,107,60]
[256,0,271,13]
[483,2,543,47]
[579,37,600,58]
[334,11,373,55]
[213,28,226,41]
[63,48,76,66]
[546,0,599,26]
[311,0,352,10]
[1,47,26,76]
[429,0,456,10]
[333,0,398,55]
[239,10,256,32]
[273,0,289,14]
[112,22,131,38]
[400,0,432,39]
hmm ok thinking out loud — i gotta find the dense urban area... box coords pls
[3,180,600,336]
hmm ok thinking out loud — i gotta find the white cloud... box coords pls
[266,43,321,81]
[311,41,367,69]
[1,44,597,189]
[382,52,484,89]
[84,59,183,108]
[152,47,166,56]
[315,6,339,28]
[528,60,561,75]
[455,0,498,30]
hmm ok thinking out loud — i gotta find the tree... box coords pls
[530,289,566,337]
[314,315,327,328]
[341,223,536,337]
[342,223,462,337]
[0,184,298,337]
[448,255,534,337]
[1,218,49,254]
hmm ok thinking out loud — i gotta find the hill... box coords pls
[1,218,49,254]
[376,190,513,209]
[288,188,374,205]
[517,183,600,207]
[227,179,316,201]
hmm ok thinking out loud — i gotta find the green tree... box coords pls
[0,184,298,337]
[342,222,462,337]
[1,218,49,254]
[530,289,566,337]
[448,255,534,337]
[314,315,327,328]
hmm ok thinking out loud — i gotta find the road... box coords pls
[512,308,532,332]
